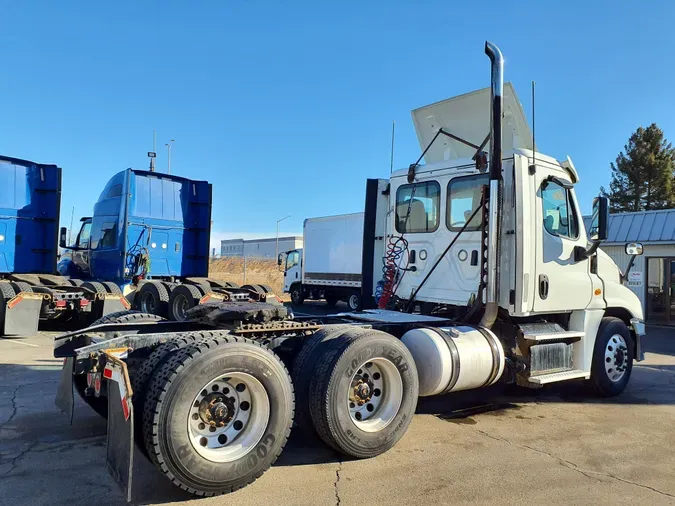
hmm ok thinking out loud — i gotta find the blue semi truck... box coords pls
[0,155,128,335]
[58,167,277,321]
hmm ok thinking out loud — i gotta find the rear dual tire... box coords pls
[295,327,418,459]
[142,336,294,496]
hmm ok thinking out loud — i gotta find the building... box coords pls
[594,210,675,325]
[220,236,303,259]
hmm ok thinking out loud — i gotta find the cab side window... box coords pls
[77,222,92,248]
[395,181,440,234]
[447,174,489,231]
[286,251,299,269]
[541,180,579,239]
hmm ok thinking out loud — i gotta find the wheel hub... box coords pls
[198,393,235,428]
[350,378,373,405]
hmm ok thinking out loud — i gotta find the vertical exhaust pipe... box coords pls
[479,41,504,329]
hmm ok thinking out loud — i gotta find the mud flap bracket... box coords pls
[104,354,135,503]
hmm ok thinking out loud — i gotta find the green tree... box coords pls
[603,124,675,212]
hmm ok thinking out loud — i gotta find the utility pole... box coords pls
[276,215,291,260]
[165,139,175,174]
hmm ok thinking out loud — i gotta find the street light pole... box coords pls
[276,215,291,260]
[165,139,175,174]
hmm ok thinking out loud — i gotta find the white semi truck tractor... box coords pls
[54,41,645,500]
[282,212,365,310]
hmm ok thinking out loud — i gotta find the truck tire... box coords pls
[101,281,122,295]
[590,317,634,397]
[308,329,418,458]
[68,279,84,287]
[292,325,367,431]
[347,291,362,311]
[258,284,273,294]
[82,281,107,295]
[169,284,203,321]
[324,293,338,307]
[91,310,165,326]
[224,281,240,289]
[143,336,294,496]
[136,281,170,317]
[9,281,33,294]
[290,284,304,305]
[241,284,264,295]
[133,330,231,452]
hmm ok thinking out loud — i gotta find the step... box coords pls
[522,330,585,341]
[528,369,589,385]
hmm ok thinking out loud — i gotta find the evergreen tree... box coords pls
[604,124,675,212]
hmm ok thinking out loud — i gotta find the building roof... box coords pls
[584,209,675,245]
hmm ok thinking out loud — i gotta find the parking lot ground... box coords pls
[1,325,675,506]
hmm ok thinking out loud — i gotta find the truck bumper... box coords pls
[630,318,646,362]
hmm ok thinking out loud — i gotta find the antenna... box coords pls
[530,81,536,173]
[390,120,396,174]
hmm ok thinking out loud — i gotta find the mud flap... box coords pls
[104,356,134,503]
[3,294,42,336]
[55,357,75,424]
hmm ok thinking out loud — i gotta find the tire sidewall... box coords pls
[158,345,293,491]
[592,319,634,396]
[324,335,418,456]
[347,292,362,311]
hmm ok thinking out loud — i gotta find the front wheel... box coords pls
[290,285,304,306]
[143,337,294,496]
[590,317,634,397]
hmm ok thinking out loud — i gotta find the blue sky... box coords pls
[1,1,674,250]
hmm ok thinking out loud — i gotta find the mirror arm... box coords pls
[620,255,637,283]
[574,240,600,262]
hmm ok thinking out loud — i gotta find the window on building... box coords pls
[447,174,489,231]
[395,181,441,233]
[541,180,579,239]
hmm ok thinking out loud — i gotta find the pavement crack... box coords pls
[1,440,38,477]
[334,460,342,506]
[471,427,675,497]
[0,385,21,431]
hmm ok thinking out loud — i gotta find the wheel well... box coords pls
[604,307,633,327]
[604,307,638,357]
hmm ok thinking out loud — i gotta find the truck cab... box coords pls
[366,80,645,388]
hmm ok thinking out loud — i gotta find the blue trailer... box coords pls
[0,155,127,335]
[59,169,277,321]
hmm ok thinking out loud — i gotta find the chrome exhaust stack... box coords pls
[479,41,504,329]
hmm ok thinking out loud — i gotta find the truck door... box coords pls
[532,168,592,312]
[72,220,92,277]
[283,250,301,292]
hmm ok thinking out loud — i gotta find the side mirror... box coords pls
[590,196,609,241]
[277,253,283,266]
[625,242,643,256]
[59,227,68,248]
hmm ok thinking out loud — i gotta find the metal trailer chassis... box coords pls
[0,280,129,336]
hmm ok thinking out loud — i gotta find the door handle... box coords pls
[539,274,549,300]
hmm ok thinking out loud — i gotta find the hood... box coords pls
[596,248,644,320]
[411,83,532,164]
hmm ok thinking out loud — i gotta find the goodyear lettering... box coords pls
[385,348,409,373]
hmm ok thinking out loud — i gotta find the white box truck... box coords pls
[282,212,364,310]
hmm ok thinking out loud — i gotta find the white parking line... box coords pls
[0,339,39,347]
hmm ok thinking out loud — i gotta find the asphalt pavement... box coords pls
[1,317,674,505]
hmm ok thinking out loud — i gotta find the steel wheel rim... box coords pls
[172,293,189,321]
[187,372,270,463]
[140,291,155,313]
[348,295,359,310]
[604,333,628,382]
[347,357,403,433]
